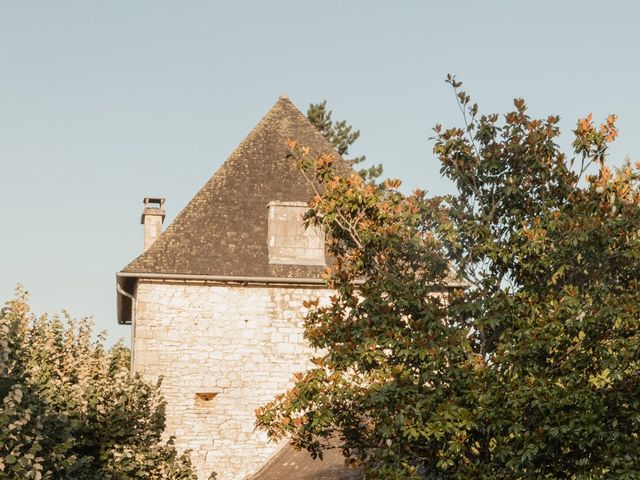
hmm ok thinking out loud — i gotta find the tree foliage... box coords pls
[258,79,640,479]
[307,101,382,181]
[0,288,203,480]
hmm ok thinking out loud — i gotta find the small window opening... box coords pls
[196,392,218,401]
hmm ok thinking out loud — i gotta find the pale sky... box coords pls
[1,0,639,346]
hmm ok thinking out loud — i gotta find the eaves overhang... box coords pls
[115,271,465,325]
[115,271,331,325]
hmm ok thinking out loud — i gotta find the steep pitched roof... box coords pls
[121,97,341,279]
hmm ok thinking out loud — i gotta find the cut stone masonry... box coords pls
[134,281,332,479]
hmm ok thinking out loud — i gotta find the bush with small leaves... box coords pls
[0,288,208,479]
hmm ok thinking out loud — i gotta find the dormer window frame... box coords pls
[267,201,326,266]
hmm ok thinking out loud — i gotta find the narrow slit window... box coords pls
[196,392,218,401]
[195,392,219,412]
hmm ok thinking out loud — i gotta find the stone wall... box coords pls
[133,281,331,480]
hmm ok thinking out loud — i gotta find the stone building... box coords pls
[116,97,357,480]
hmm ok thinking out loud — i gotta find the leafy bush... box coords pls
[0,287,202,480]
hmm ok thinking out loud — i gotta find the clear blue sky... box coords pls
[1,0,639,346]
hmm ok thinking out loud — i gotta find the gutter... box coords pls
[116,282,137,374]
[116,271,330,285]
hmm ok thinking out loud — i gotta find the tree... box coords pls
[257,79,640,479]
[307,101,382,181]
[0,288,206,480]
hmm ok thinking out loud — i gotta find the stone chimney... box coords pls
[141,197,165,252]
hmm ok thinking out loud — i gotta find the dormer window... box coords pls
[267,201,325,266]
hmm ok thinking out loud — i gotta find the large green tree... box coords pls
[0,288,204,480]
[258,79,640,479]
